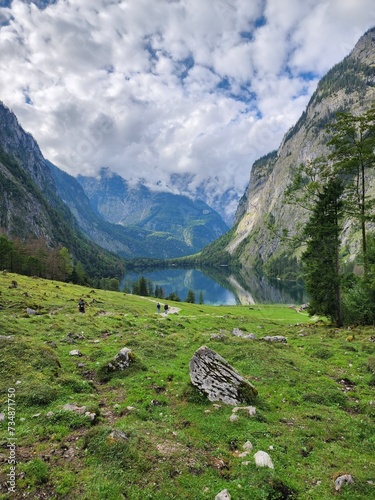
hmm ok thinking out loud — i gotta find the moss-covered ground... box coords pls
[0,272,374,499]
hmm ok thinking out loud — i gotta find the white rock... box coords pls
[215,489,231,500]
[229,414,239,422]
[69,350,82,356]
[254,450,274,469]
[243,441,253,451]
[335,474,354,491]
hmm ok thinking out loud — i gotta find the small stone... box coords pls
[254,450,274,469]
[85,411,96,422]
[229,414,239,422]
[243,441,253,451]
[0,413,5,422]
[335,474,354,491]
[26,308,36,315]
[232,406,256,416]
[109,430,129,442]
[215,489,231,500]
[46,411,54,418]
[262,335,287,343]
[69,350,82,356]
[231,328,256,339]
[63,403,87,414]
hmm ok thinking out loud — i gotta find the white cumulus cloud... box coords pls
[0,0,374,218]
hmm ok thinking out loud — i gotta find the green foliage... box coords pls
[165,291,181,301]
[327,104,375,272]
[313,55,375,105]
[47,410,93,429]
[21,459,49,487]
[264,252,301,281]
[302,179,344,326]
[185,289,195,303]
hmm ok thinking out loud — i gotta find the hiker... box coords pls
[156,302,161,313]
[164,303,169,314]
[78,298,86,313]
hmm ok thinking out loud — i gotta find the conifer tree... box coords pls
[328,105,375,272]
[302,178,344,326]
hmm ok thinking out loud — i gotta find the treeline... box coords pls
[0,233,121,290]
[124,275,203,304]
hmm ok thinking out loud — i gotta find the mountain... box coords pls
[0,99,228,262]
[76,168,229,257]
[0,101,124,278]
[220,27,375,272]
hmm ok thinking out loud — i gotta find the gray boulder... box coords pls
[262,335,287,343]
[231,328,256,339]
[108,347,134,371]
[189,346,258,405]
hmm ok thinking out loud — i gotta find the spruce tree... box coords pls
[302,178,344,326]
[328,106,375,272]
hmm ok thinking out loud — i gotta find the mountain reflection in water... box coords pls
[121,267,305,305]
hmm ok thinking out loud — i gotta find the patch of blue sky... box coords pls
[216,77,255,104]
[254,15,267,28]
[144,36,158,60]
[240,31,254,41]
[178,56,195,80]
[24,93,33,105]
[299,71,320,82]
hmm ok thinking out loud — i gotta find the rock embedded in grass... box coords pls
[215,489,231,500]
[261,335,287,343]
[189,346,258,405]
[334,474,354,491]
[231,328,256,339]
[254,450,274,469]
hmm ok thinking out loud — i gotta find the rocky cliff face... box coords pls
[0,103,60,202]
[0,102,75,243]
[229,28,375,269]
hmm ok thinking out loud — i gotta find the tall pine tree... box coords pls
[302,178,344,327]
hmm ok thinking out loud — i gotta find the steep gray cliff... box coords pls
[229,28,375,270]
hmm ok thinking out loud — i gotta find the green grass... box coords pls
[0,272,374,499]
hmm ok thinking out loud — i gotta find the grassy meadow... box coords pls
[0,272,374,499]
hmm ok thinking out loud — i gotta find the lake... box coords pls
[121,267,306,305]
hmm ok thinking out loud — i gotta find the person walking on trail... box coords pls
[156,302,161,313]
[164,303,169,314]
[78,298,86,313]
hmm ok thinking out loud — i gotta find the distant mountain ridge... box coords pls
[76,168,228,256]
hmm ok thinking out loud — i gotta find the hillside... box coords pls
[0,273,374,499]
[225,28,375,271]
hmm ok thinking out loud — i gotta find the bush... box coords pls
[342,278,375,325]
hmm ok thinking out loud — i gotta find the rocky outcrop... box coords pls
[189,346,258,405]
[228,28,375,269]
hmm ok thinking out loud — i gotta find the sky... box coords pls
[0,0,374,218]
